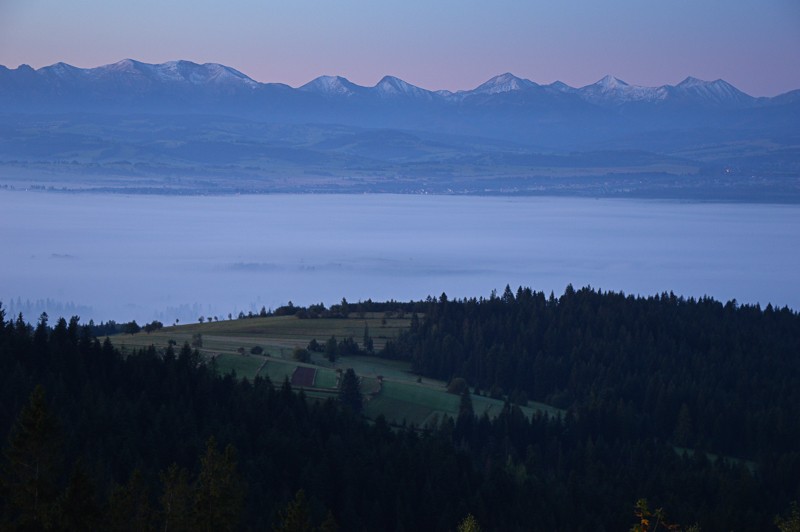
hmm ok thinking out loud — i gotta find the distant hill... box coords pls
[1,60,798,198]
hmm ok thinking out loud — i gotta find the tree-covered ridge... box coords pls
[0,308,487,530]
[0,297,798,530]
[384,286,800,458]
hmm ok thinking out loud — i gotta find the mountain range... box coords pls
[0,59,786,107]
[1,59,798,199]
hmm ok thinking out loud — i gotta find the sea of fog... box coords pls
[1,191,798,324]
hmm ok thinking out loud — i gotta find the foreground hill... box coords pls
[1,60,798,199]
[3,286,797,530]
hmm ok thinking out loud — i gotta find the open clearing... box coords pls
[213,353,266,380]
[108,313,564,425]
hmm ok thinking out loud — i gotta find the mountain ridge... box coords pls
[3,58,795,105]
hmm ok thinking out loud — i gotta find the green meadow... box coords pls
[108,313,564,426]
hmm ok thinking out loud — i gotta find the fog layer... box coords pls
[1,192,797,323]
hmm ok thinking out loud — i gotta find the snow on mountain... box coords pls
[580,75,668,104]
[299,75,364,96]
[156,61,259,87]
[39,59,259,89]
[37,62,89,87]
[470,73,538,95]
[576,75,757,107]
[597,75,628,90]
[373,76,433,99]
[673,76,753,106]
[300,74,434,99]
[0,59,774,113]
[95,59,158,82]
[41,62,85,78]
[545,81,575,93]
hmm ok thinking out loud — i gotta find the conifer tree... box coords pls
[318,510,339,532]
[193,437,244,532]
[458,514,482,532]
[107,469,156,532]
[160,463,192,532]
[274,489,313,532]
[60,461,101,531]
[775,502,800,532]
[0,385,63,530]
[325,336,338,363]
[338,369,363,413]
[458,387,474,418]
[362,324,374,354]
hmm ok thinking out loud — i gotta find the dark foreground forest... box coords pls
[1,287,799,531]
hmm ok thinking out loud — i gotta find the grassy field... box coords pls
[364,380,459,426]
[110,313,410,354]
[313,369,338,388]
[106,313,564,425]
[363,379,562,427]
[262,359,298,384]
[213,353,266,380]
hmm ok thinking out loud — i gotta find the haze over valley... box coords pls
[1,191,797,325]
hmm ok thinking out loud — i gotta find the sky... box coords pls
[1,0,799,96]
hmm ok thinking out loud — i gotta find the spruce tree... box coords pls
[160,463,192,532]
[60,461,101,531]
[273,489,313,532]
[338,369,363,413]
[193,437,244,532]
[107,469,156,532]
[0,385,63,530]
[362,324,374,354]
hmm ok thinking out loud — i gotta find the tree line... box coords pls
[381,286,800,459]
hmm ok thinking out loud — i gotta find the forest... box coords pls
[1,286,799,531]
[382,286,800,458]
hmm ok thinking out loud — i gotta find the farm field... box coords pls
[107,313,564,426]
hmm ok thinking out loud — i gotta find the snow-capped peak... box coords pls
[676,76,739,94]
[676,76,706,88]
[49,62,81,73]
[82,59,258,89]
[299,75,362,96]
[374,76,430,98]
[674,76,752,105]
[545,81,575,93]
[472,73,537,94]
[39,62,86,80]
[580,75,666,104]
[106,59,145,73]
[153,61,258,87]
[595,75,629,89]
